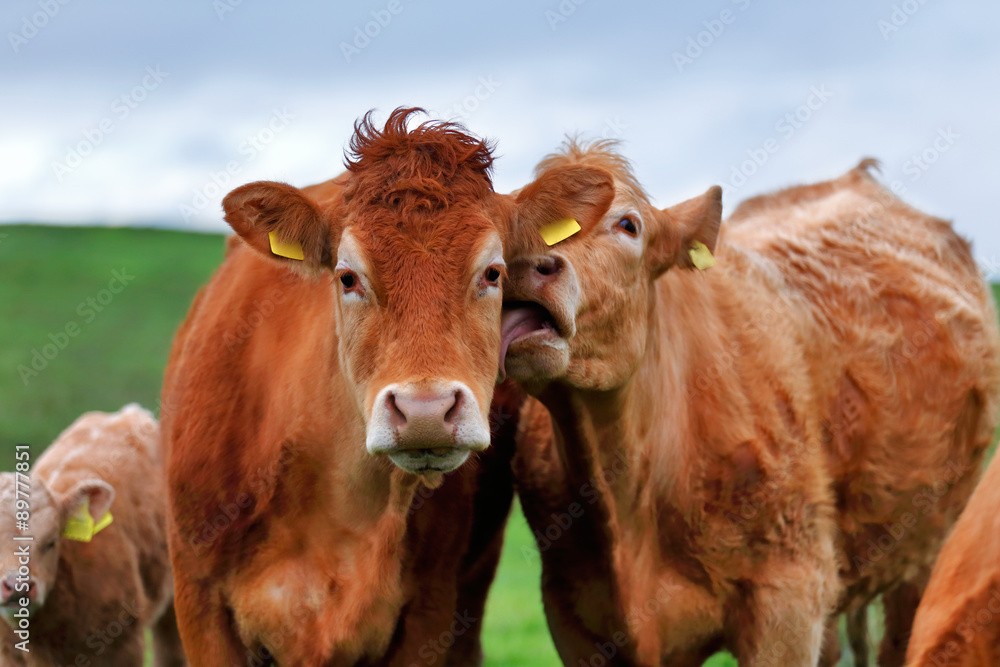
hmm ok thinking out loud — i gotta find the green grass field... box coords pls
[1,225,996,666]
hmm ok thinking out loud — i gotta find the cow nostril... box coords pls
[386,392,407,428]
[535,256,563,277]
[443,390,463,425]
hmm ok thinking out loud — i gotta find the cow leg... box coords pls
[878,582,922,667]
[153,599,188,667]
[173,576,249,667]
[846,605,869,667]
[818,615,841,667]
[727,561,834,667]
[542,589,639,666]
[444,463,514,667]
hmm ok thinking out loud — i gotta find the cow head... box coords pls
[0,472,115,625]
[223,109,509,474]
[501,140,722,391]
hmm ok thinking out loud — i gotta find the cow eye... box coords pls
[484,267,502,286]
[616,217,639,236]
[339,270,361,294]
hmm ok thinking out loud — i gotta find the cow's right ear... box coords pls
[223,181,334,269]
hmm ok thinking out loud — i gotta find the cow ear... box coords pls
[223,181,334,270]
[510,165,615,258]
[62,479,115,522]
[648,186,723,278]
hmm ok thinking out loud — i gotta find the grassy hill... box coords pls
[2,224,997,666]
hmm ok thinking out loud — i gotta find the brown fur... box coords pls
[164,109,518,666]
[503,142,1000,665]
[906,453,1000,666]
[0,405,183,667]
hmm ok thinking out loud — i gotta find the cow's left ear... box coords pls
[62,479,115,523]
[223,181,335,270]
[648,185,723,278]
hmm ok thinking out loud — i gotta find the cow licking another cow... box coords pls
[4,109,999,666]
[501,143,1000,666]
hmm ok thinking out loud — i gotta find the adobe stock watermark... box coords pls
[577,631,630,667]
[433,76,502,122]
[901,126,959,183]
[51,66,169,182]
[340,0,409,63]
[76,599,144,662]
[843,126,960,215]
[8,0,73,54]
[520,449,629,563]
[213,0,245,21]
[405,610,479,666]
[852,459,971,575]
[17,268,135,386]
[545,0,588,31]
[188,447,296,554]
[625,581,681,635]
[727,84,834,191]
[929,586,1000,665]
[178,108,294,223]
[877,0,933,40]
[599,116,627,141]
[672,0,752,72]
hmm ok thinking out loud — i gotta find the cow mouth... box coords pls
[0,600,35,626]
[499,301,564,380]
[387,448,472,474]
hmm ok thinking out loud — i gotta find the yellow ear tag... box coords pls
[540,218,581,246]
[267,231,305,261]
[62,498,114,543]
[688,240,716,270]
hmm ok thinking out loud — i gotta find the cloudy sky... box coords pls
[3,0,998,274]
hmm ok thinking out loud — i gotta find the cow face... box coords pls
[223,109,508,474]
[0,473,115,625]
[501,143,721,391]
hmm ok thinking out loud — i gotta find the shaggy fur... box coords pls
[164,109,518,666]
[503,142,1000,665]
[906,453,1000,666]
[0,406,183,667]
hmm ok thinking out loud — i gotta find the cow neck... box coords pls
[304,409,422,554]
[536,267,736,538]
[531,269,737,661]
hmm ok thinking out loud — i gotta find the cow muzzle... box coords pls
[0,572,38,627]
[500,253,578,383]
[366,380,490,473]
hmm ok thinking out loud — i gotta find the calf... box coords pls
[164,109,519,666]
[0,404,183,667]
[906,452,1000,666]
[502,143,1000,665]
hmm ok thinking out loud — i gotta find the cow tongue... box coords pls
[498,304,552,379]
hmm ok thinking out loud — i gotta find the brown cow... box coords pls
[0,405,184,667]
[906,452,1000,666]
[163,109,520,666]
[501,141,1000,665]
